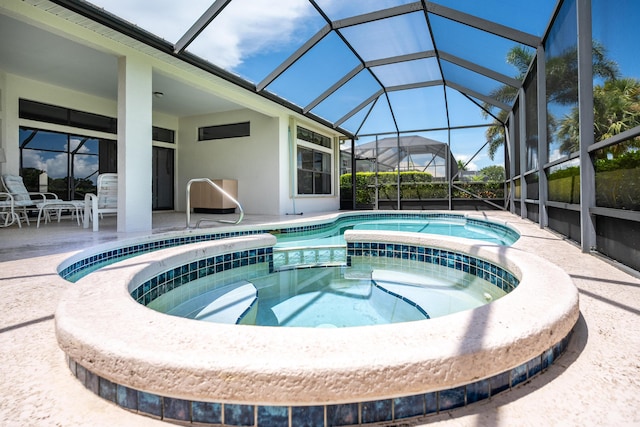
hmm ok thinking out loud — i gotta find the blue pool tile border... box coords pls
[68,331,572,427]
[346,242,519,293]
[58,213,518,282]
[131,247,273,307]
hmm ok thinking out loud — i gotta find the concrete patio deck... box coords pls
[0,211,638,426]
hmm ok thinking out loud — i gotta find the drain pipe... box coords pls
[287,122,302,216]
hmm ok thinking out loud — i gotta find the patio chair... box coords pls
[1,174,59,227]
[0,192,20,228]
[84,173,118,232]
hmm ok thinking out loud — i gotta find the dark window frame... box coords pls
[198,122,250,141]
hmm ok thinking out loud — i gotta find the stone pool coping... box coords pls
[55,226,579,408]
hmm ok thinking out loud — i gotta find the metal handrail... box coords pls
[186,178,244,228]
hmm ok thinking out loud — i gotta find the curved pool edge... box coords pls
[57,210,519,282]
[55,230,579,412]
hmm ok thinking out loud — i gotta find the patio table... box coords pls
[37,200,85,228]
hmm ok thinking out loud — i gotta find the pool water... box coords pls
[163,264,506,328]
[275,218,516,248]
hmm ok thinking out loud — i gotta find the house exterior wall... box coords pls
[178,109,281,215]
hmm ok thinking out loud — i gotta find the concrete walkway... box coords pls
[0,211,638,426]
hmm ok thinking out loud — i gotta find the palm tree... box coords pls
[482,42,620,159]
[482,46,532,160]
[557,78,640,154]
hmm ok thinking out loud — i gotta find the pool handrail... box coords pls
[186,178,244,227]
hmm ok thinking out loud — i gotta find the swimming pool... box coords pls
[55,212,577,427]
[274,215,518,248]
[59,212,519,282]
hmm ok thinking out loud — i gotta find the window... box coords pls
[296,126,333,195]
[19,127,116,200]
[153,126,175,143]
[19,99,117,134]
[198,122,250,141]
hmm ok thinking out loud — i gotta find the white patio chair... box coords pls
[1,174,59,227]
[0,192,20,228]
[84,173,118,232]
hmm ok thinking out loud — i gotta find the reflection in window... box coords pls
[525,172,539,200]
[547,159,580,204]
[19,127,115,200]
[524,64,538,172]
[545,0,577,162]
[594,138,640,211]
[592,0,640,144]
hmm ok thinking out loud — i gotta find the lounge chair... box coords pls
[0,174,60,227]
[84,173,118,232]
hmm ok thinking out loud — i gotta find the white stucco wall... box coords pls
[178,109,281,215]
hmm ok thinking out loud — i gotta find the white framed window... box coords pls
[296,126,333,195]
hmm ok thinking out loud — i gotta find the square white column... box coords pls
[117,55,153,232]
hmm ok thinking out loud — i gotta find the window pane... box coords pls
[388,86,448,131]
[594,138,640,211]
[440,60,507,100]
[313,151,324,171]
[311,70,381,123]
[297,127,331,149]
[20,128,67,151]
[339,12,433,62]
[371,58,441,87]
[547,159,580,204]
[429,14,535,78]
[266,33,360,108]
[524,64,538,171]
[188,0,324,83]
[315,172,331,194]
[298,147,314,170]
[545,0,578,161]
[297,170,313,194]
[316,0,417,21]
[592,0,640,144]
[19,127,112,200]
[428,0,555,36]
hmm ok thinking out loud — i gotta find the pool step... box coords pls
[273,246,346,270]
[167,281,257,324]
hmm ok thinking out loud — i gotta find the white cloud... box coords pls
[454,154,479,172]
[187,0,315,70]
[90,1,317,71]
[88,0,214,42]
